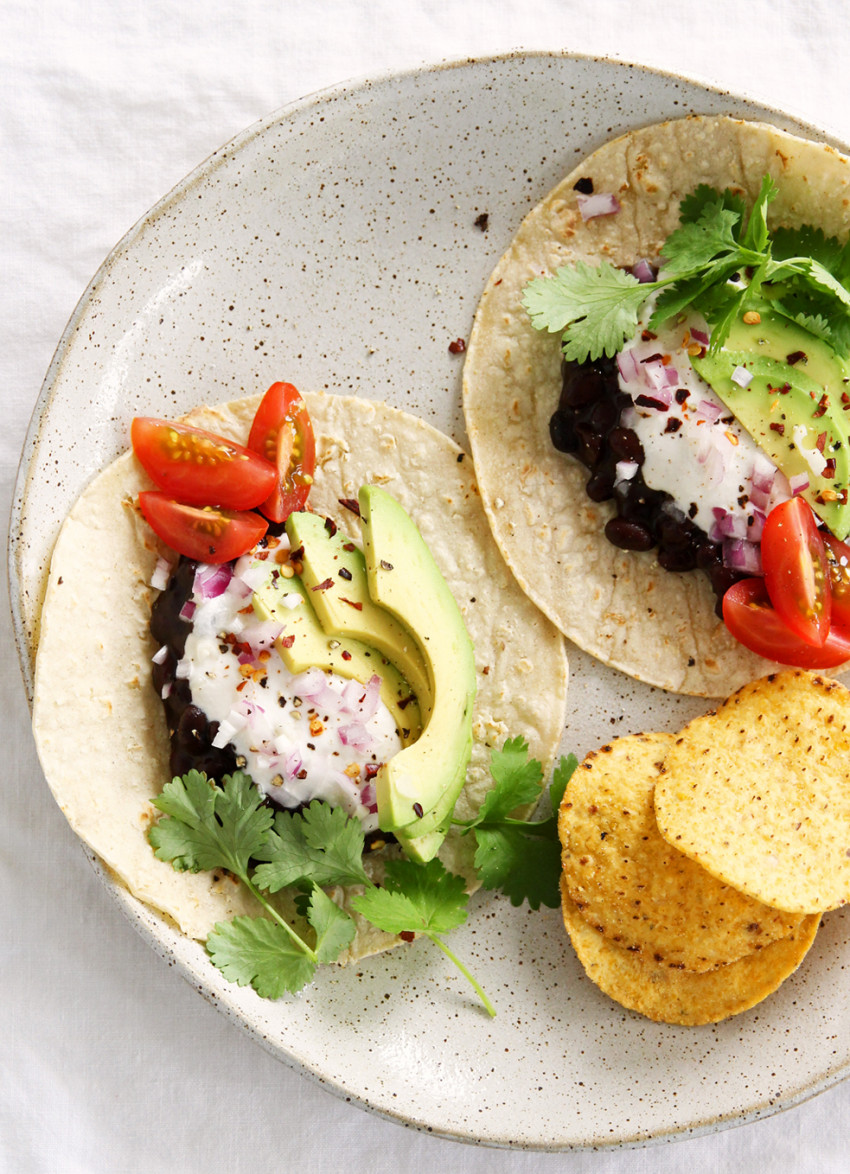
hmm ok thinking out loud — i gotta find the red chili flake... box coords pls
[641,329,658,341]
[339,498,361,516]
[341,649,352,661]
[843,392,850,405]
[341,597,363,611]
[323,516,337,537]
[635,394,669,411]
[412,802,424,818]
[448,338,466,354]
[312,578,334,592]
[664,418,682,434]
[674,387,690,404]
[813,394,830,419]
[399,931,416,943]
[786,350,807,365]
[342,541,356,551]
[474,212,489,231]
[770,422,786,435]
[573,177,594,194]
[236,680,247,692]
[364,763,380,780]
[816,431,828,453]
[824,459,837,478]
[290,545,304,561]
[338,567,353,581]
[279,634,295,648]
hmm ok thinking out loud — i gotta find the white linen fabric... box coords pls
[4,1,850,1171]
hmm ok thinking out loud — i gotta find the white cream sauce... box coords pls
[617,307,790,541]
[171,549,402,832]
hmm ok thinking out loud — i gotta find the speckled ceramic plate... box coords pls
[11,52,850,1150]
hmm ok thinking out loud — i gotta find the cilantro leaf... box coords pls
[205,916,318,998]
[474,826,562,909]
[475,735,544,823]
[252,800,370,893]
[308,886,358,963]
[149,770,273,880]
[457,743,577,910]
[353,858,469,937]
[522,260,658,360]
[523,172,850,364]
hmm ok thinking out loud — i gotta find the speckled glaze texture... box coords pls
[11,52,850,1149]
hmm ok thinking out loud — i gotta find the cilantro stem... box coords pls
[239,871,318,963]
[426,933,496,1018]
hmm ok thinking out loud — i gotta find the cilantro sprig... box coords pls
[454,737,577,910]
[148,741,577,1017]
[522,175,850,362]
[148,771,484,1012]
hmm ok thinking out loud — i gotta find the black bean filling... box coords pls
[549,356,746,616]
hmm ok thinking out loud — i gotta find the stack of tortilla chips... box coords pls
[558,670,850,1025]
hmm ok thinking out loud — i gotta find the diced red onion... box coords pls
[690,327,710,346]
[194,563,233,599]
[150,557,172,591]
[631,258,655,283]
[576,192,621,221]
[615,460,639,482]
[722,538,763,575]
[237,560,272,593]
[790,473,810,496]
[617,348,642,384]
[731,365,753,388]
[338,722,374,752]
[160,682,172,700]
[179,600,196,621]
[175,659,191,680]
[697,399,723,423]
[360,780,378,813]
[152,645,169,666]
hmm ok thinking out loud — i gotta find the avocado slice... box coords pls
[285,511,433,711]
[358,485,477,855]
[252,571,422,746]
[692,307,850,538]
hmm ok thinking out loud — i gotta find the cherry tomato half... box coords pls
[823,531,850,630]
[722,578,850,669]
[760,496,832,647]
[131,418,277,510]
[138,492,268,564]
[247,382,316,523]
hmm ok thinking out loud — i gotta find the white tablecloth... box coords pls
[4,2,850,1170]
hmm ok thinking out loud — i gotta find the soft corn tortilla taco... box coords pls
[31,392,568,960]
[462,115,850,697]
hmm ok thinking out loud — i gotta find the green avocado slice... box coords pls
[252,571,422,746]
[285,512,433,711]
[692,306,850,538]
[358,485,477,853]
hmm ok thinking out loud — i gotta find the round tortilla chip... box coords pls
[560,733,803,971]
[462,115,850,696]
[561,879,820,1026]
[32,393,569,959]
[654,670,850,915]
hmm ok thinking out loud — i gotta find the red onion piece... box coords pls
[631,258,655,283]
[722,538,763,575]
[697,399,723,423]
[617,348,642,384]
[178,600,196,621]
[576,192,621,221]
[790,473,810,496]
[194,563,233,599]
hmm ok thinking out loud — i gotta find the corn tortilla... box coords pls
[462,115,850,696]
[31,393,569,960]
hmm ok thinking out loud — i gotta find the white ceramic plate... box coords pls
[11,52,850,1150]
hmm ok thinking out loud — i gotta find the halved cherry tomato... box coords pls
[722,578,850,668]
[247,382,316,523]
[131,418,277,510]
[760,496,832,647]
[823,532,850,630]
[138,492,268,564]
